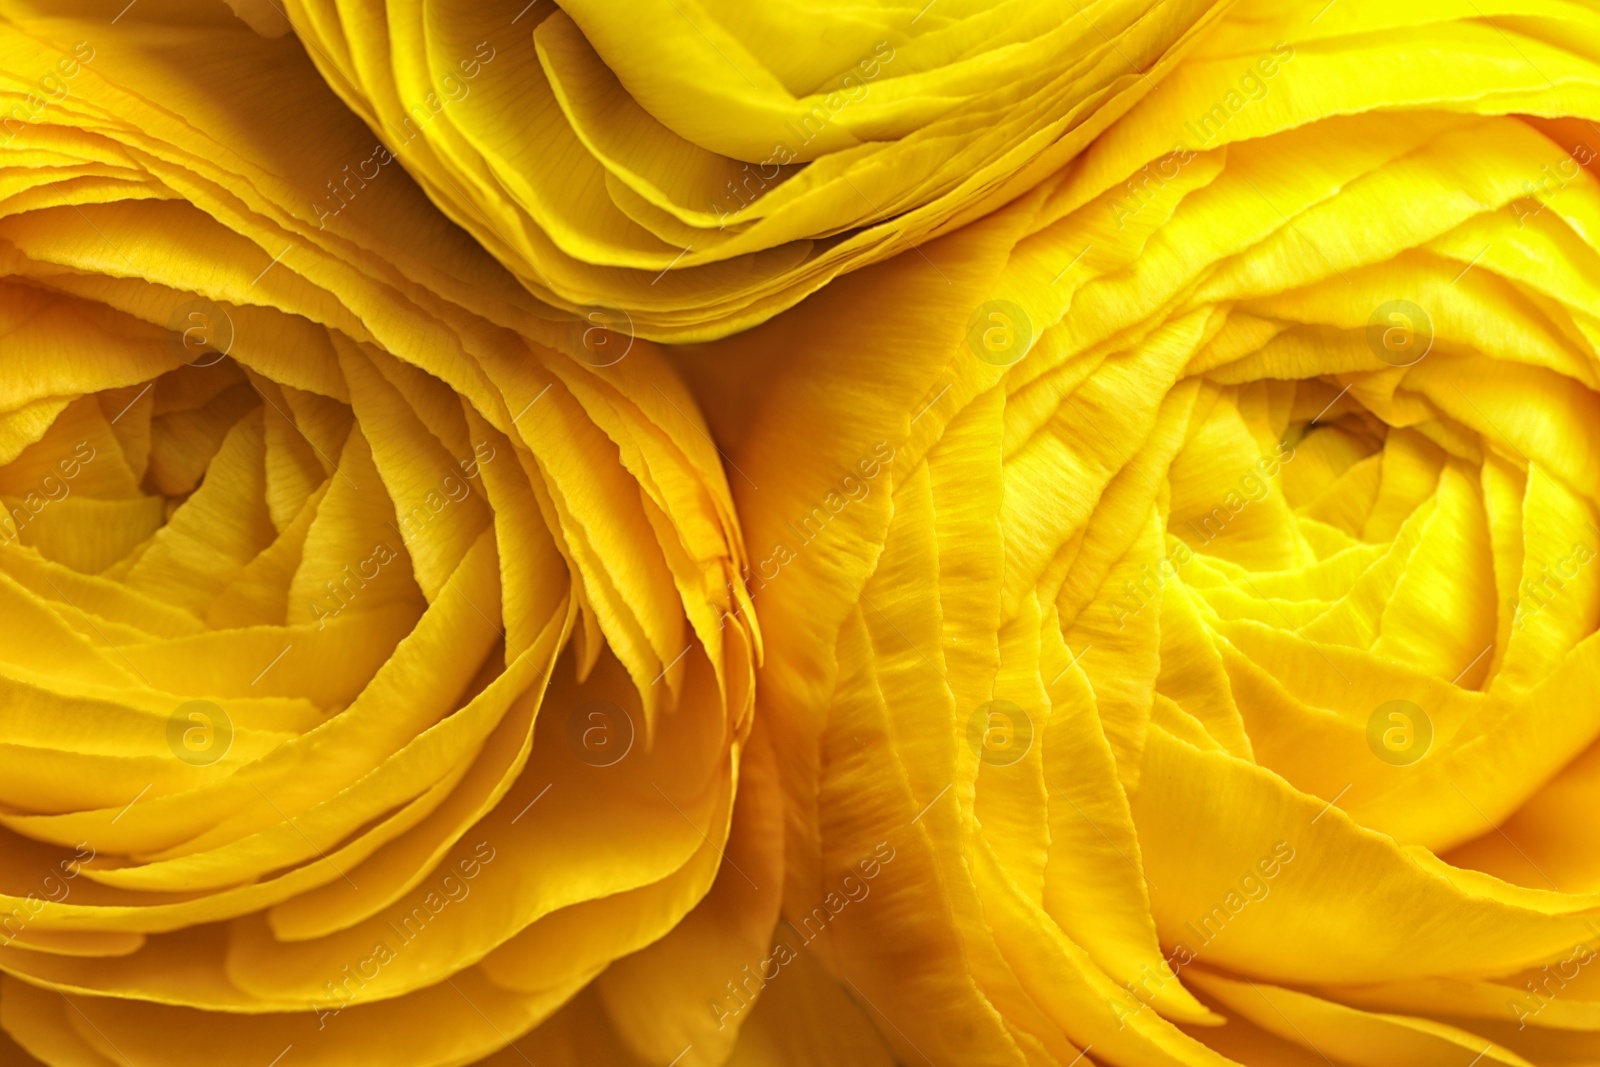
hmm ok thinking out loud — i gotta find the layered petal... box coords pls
[0,3,773,1064]
[676,1,1600,1063]
[280,0,1233,340]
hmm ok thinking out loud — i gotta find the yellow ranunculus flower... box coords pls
[0,5,792,1065]
[676,1,1600,1064]
[279,0,1232,342]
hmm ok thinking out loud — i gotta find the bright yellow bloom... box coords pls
[678,1,1600,1064]
[280,0,1231,341]
[0,5,780,1065]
